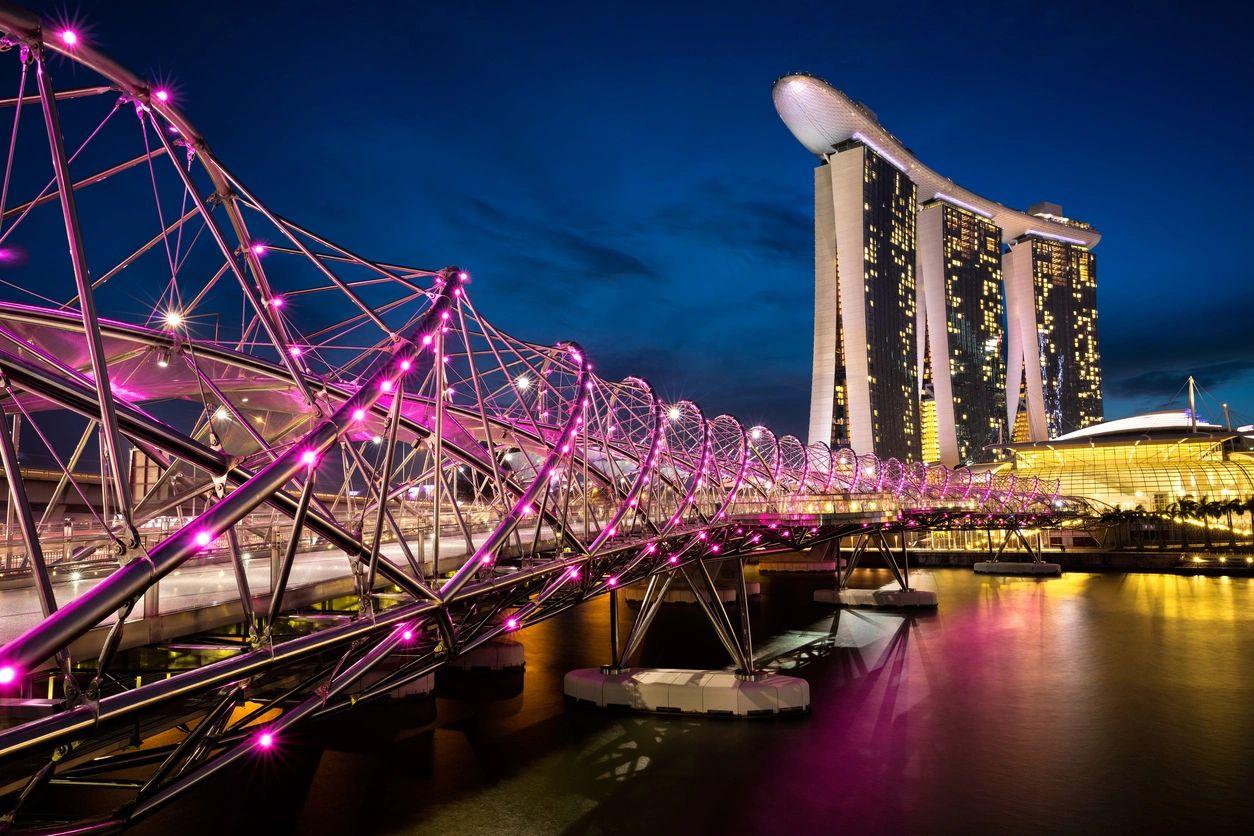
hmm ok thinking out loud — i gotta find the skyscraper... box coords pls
[809,139,920,462]
[774,74,1103,459]
[1004,207,1103,439]
[917,198,1006,465]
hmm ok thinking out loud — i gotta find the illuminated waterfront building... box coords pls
[807,136,920,461]
[773,74,1103,458]
[1004,205,1104,440]
[986,410,1254,511]
[918,198,1005,465]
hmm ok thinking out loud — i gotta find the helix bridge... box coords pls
[0,4,1077,830]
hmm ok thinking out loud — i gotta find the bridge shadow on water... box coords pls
[277,568,951,835]
[129,566,1254,835]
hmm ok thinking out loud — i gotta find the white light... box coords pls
[372,435,383,445]
[213,407,230,421]
[163,310,184,329]
[667,406,681,422]
[516,375,531,390]
[70,570,82,582]
[750,428,762,440]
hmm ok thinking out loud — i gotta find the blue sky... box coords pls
[23,0,1254,436]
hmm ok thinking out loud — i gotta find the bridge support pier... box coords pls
[759,537,843,572]
[815,530,937,609]
[565,559,810,716]
[974,526,1061,576]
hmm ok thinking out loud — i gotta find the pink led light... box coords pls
[457,271,469,281]
[194,531,212,547]
[668,555,679,565]
[568,567,580,580]
[269,295,284,308]
[352,408,366,421]
[257,732,275,749]
[0,665,16,685]
[505,617,519,630]
[710,544,720,553]
[440,310,450,320]
[481,554,493,565]
[401,628,414,642]
[59,29,78,45]
[154,89,170,103]
[289,346,303,357]
[399,359,411,371]
[300,449,318,467]
[251,243,267,256]
[421,334,433,346]
[379,379,393,392]
[608,576,618,587]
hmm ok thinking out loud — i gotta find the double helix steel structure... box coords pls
[0,5,1068,829]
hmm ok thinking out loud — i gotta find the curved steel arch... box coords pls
[0,6,1063,828]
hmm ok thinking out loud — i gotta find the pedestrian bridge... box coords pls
[0,4,1078,830]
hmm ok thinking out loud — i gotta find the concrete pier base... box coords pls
[759,557,843,573]
[357,669,434,699]
[814,574,938,609]
[974,561,1062,576]
[624,581,760,605]
[564,667,809,717]
[447,639,526,672]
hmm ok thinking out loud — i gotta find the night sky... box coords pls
[18,0,1254,437]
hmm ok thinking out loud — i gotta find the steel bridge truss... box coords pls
[0,5,1072,831]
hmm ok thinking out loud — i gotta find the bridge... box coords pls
[0,5,1075,831]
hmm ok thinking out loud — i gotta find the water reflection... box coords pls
[152,567,1254,834]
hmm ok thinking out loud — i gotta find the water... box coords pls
[144,568,1254,834]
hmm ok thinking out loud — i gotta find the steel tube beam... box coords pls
[0,282,453,673]
[34,47,138,541]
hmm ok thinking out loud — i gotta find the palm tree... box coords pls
[1098,505,1129,548]
[1244,496,1254,547]
[1222,498,1242,548]
[1171,497,1200,549]
[1198,496,1218,550]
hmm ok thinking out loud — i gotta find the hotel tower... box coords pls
[774,74,1103,465]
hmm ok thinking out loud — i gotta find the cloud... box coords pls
[654,180,811,265]
[442,193,662,288]
[1100,284,1254,403]
[1111,360,1254,398]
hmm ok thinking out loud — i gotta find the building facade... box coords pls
[917,198,1006,465]
[1004,222,1103,440]
[808,140,920,461]
[775,74,1104,461]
